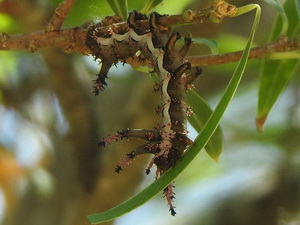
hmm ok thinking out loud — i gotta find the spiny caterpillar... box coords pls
[86,11,202,215]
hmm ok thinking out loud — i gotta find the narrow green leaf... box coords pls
[296,0,300,20]
[257,0,300,130]
[192,38,219,54]
[257,59,299,130]
[284,0,300,37]
[87,4,260,224]
[187,90,223,162]
[106,0,128,21]
[140,0,164,14]
[263,0,288,36]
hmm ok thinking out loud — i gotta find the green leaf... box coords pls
[192,38,219,54]
[284,0,300,37]
[0,14,14,30]
[140,0,164,14]
[62,0,113,27]
[257,59,300,130]
[106,0,128,21]
[256,0,300,130]
[263,0,288,36]
[87,4,260,224]
[155,0,195,14]
[296,0,300,20]
[187,90,223,162]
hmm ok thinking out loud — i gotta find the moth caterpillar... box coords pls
[86,11,202,215]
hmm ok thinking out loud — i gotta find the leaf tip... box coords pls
[256,115,267,132]
[87,214,100,225]
[206,149,222,163]
[212,156,219,163]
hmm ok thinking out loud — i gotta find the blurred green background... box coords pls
[0,0,299,225]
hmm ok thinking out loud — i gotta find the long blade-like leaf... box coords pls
[256,0,300,130]
[87,4,261,224]
[106,0,128,21]
[263,0,288,36]
[140,0,164,14]
[295,0,300,20]
[187,90,223,162]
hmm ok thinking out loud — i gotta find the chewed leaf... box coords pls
[106,0,128,21]
[187,90,223,162]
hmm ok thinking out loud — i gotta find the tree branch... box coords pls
[0,0,237,54]
[0,28,88,53]
[188,36,300,66]
[1,0,299,68]
[45,0,76,32]
[120,36,300,69]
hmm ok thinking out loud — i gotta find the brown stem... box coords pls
[46,0,76,32]
[0,4,235,53]
[122,36,300,67]
[0,0,299,67]
[1,29,299,66]
[0,28,88,54]
[187,36,300,66]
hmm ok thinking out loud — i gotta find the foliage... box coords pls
[0,0,299,225]
[88,5,261,223]
[257,0,300,130]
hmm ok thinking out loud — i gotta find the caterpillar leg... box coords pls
[115,141,161,172]
[164,32,181,52]
[98,129,161,147]
[182,66,202,85]
[179,37,192,57]
[163,33,185,72]
[164,183,176,216]
[149,12,164,32]
[92,62,113,95]
[127,10,148,35]
[121,129,161,141]
[156,169,177,216]
[149,12,171,48]
[173,62,191,79]
[85,25,101,54]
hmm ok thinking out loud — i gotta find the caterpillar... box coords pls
[86,11,202,216]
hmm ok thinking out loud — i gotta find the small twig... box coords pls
[124,36,300,67]
[0,28,88,54]
[188,36,300,66]
[46,0,76,32]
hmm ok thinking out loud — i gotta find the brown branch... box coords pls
[120,36,300,68]
[0,1,237,54]
[1,28,299,67]
[0,28,88,54]
[0,0,299,67]
[187,36,300,66]
[46,0,76,32]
